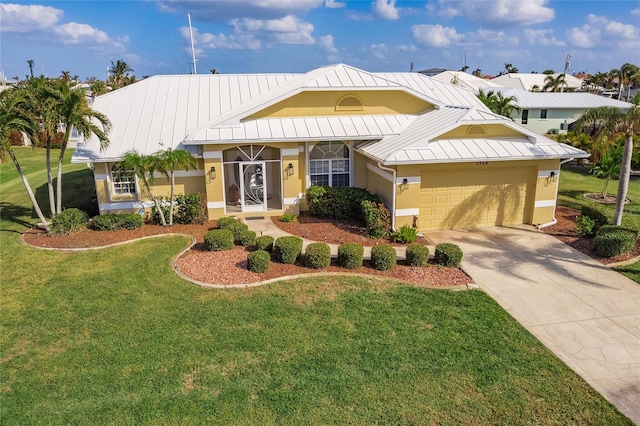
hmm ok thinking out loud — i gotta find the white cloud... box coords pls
[157,0,324,21]
[567,14,640,50]
[412,24,461,47]
[180,27,260,50]
[631,8,640,16]
[325,0,346,9]
[0,3,62,32]
[523,29,566,47]
[318,35,338,54]
[373,0,399,20]
[434,0,554,27]
[232,15,315,45]
[54,23,112,45]
[369,43,389,59]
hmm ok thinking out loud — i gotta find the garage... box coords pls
[419,165,536,231]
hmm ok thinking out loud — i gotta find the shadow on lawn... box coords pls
[0,202,37,230]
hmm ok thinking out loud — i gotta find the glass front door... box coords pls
[240,162,266,212]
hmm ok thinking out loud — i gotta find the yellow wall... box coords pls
[248,90,433,119]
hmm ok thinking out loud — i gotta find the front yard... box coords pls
[0,148,633,424]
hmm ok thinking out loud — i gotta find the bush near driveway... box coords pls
[434,243,463,267]
[593,225,639,257]
[370,244,397,271]
[337,242,364,269]
[406,243,429,267]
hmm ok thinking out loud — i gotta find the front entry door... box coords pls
[240,162,266,212]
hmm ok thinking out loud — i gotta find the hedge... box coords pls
[593,225,639,258]
[361,200,391,239]
[247,250,270,273]
[306,186,382,220]
[370,244,397,271]
[204,229,234,251]
[337,243,364,269]
[50,208,89,235]
[274,236,303,264]
[92,213,144,231]
[406,244,429,267]
[434,243,463,267]
[303,242,332,269]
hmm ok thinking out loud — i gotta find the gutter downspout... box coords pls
[377,162,397,231]
[537,158,574,229]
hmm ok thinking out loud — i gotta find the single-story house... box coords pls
[494,88,633,135]
[491,73,584,92]
[72,64,588,231]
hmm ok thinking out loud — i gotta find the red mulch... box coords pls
[540,206,640,265]
[22,218,471,287]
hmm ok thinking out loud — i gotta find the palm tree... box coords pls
[118,151,167,226]
[543,74,567,92]
[542,69,555,75]
[574,102,640,225]
[60,71,72,84]
[108,60,134,89]
[619,63,639,101]
[0,89,49,226]
[476,90,517,120]
[504,63,519,74]
[472,68,482,77]
[89,80,109,97]
[44,84,111,215]
[27,60,34,79]
[154,148,197,226]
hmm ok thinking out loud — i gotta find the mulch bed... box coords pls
[540,206,640,265]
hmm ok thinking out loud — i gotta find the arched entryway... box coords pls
[222,145,283,213]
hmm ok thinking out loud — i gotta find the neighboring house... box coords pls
[432,71,503,92]
[417,67,447,77]
[493,88,633,135]
[491,73,583,92]
[73,64,588,231]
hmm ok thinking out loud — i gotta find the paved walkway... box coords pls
[428,226,640,424]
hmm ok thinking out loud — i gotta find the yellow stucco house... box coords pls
[72,64,588,231]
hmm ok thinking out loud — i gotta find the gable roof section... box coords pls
[432,71,503,92]
[358,106,588,164]
[491,73,584,91]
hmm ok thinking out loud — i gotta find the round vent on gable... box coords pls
[336,95,364,111]
[467,125,486,135]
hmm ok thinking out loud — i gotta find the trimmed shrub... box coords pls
[406,243,429,267]
[50,208,89,235]
[593,225,639,258]
[337,243,364,270]
[303,242,331,269]
[217,216,239,229]
[581,204,610,230]
[361,200,391,239]
[174,193,208,225]
[306,186,382,220]
[238,230,257,247]
[575,215,596,237]
[92,213,144,231]
[247,250,270,273]
[255,235,275,252]
[204,229,234,251]
[370,244,397,271]
[434,243,463,267]
[227,222,250,244]
[274,236,303,264]
[390,224,419,243]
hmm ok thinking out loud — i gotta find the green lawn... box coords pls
[558,163,640,283]
[0,149,632,424]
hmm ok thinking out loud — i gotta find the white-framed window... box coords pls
[110,164,137,195]
[309,141,350,187]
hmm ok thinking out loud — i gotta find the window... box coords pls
[521,109,529,125]
[335,95,363,111]
[111,164,137,195]
[309,142,350,187]
[466,125,486,135]
[540,109,548,119]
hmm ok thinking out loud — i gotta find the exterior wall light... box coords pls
[402,178,409,189]
[208,166,216,180]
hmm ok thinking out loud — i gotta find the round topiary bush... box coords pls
[337,242,364,269]
[303,242,331,269]
[247,250,270,273]
[217,216,238,229]
[204,229,234,251]
[274,236,303,264]
[370,244,397,271]
[228,222,250,244]
[593,225,639,257]
[50,208,89,235]
[238,230,256,247]
[434,243,463,267]
[255,235,274,252]
[406,243,429,267]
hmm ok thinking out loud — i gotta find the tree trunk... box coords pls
[55,127,71,215]
[144,180,167,226]
[168,171,175,226]
[613,134,633,226]
[46,141,56,217]
[9,150,49,227]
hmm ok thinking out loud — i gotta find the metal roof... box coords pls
[493,88,633,109]
[432,71,503,92]
[490,73,584,91]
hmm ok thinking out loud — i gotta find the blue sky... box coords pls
[1,0,638,81]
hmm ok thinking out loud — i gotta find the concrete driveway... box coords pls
[427,226,640,424]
